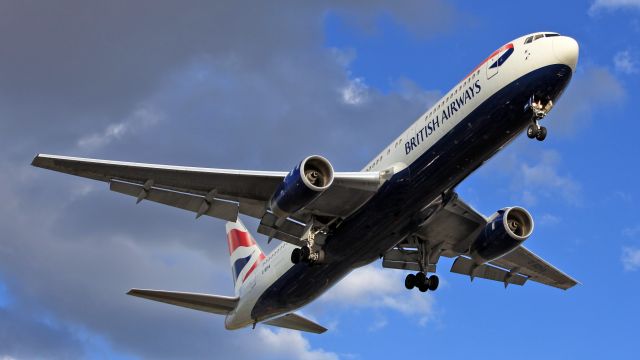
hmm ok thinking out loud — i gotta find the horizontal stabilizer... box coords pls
[451,257,528,286]
[127,289,238,315]
[264,313,327,334]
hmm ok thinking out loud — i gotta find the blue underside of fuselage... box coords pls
[251,64,573,320]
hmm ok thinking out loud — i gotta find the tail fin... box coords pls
[226,219,266,295]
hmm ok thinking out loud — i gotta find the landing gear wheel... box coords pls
[536,126,547,141]
[428,275,439,291]
[418,284,429,292]
[300,246,311,263]
[291,248,301,264]
[527,124,538,139]
[415,272,427,287]
[405,274,416,290]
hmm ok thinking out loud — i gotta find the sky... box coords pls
[0,0,639,359]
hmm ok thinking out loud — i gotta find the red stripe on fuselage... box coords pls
[227,229,256,254]
[466,43,514,79]
[242,253,266,282]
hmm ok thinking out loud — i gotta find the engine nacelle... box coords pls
[269,155,334,218]
[470,207,534,264]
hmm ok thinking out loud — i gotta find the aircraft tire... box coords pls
[291,248,302,264]
[405,274,416,290]
[300,246,311,263]
[536,126,547,141]
[418,284,429,292]
[415,272,427,287]
[428,275,439,291]
[527,125,538,139]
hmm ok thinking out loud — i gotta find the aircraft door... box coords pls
[486,50,500,79]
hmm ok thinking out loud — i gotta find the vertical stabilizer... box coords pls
[226,219,266,296]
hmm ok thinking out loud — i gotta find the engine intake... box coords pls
[470,207,534,264]
[269,155,334,217]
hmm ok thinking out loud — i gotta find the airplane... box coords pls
[32,32,580,334]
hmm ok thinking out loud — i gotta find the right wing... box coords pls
[383,194,578,290]
[32,154,383,244]
[489,246,579,290]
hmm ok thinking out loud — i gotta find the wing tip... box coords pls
[31,153,47,167]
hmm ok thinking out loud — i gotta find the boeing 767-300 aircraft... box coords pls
[32,32,579,334]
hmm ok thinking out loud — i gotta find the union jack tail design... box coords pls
[226,219,265,294]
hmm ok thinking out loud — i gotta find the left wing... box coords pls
[383,194,578,290]
[31,154,383,244]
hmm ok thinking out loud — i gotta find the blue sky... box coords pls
[1,1,639,359]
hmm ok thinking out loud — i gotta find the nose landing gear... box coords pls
[527,122,547,141]
[525,95,552,142]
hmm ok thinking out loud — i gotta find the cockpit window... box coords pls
[525,33,560,44]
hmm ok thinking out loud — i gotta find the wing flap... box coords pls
[110,180,239,221]
[127,289,238,315]
[451,257,528,286]
[263,313,327,334]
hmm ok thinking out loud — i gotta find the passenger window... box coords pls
[524,36,533,44]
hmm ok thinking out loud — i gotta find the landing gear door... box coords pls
[486,49,500,80]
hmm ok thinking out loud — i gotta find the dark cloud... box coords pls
[0,1,452,358]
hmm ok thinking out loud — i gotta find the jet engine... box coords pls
[269,155,334,218]
[470,207,534,264]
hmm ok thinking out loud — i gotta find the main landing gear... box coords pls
[402,235,441,292]
[291,219,326,265]
[405,272,439,292]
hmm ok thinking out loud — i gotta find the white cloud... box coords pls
[539,213,561,226]
[518,150,582,206]
[77,105,163,150]
[622,225,640,238]
[590,0,640,14]
[321,265,436,326]
[256,328,338,360]
[367,318,388,332]
[546,66,625,135]
[341,77,369,105]
[613,50,638,74]
[622,247,640,271]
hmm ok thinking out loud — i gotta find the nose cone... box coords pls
[552,36,579,71]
